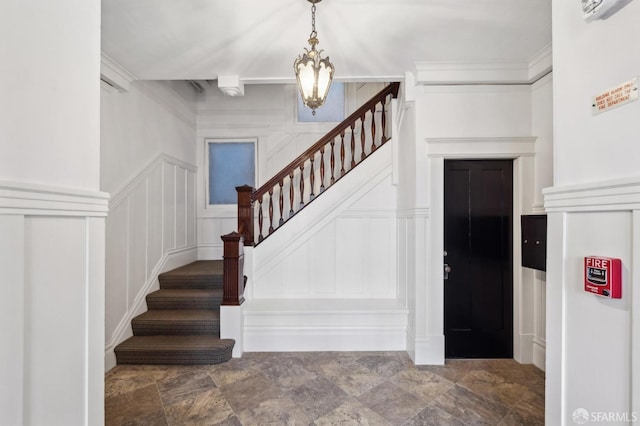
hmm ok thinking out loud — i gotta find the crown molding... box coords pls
[415,61,529,85]
[100,53,137,92]
[528,43,552,82]
[414,45,552,86]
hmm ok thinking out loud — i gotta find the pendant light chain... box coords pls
[310,3,317,39]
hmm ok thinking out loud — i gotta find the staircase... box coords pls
[114,261,234,364]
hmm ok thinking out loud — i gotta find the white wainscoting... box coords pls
[0,181,108,426]
[544,176,640,424]
[197,206,237,260]
[104,154,197,371]
[252,208,397,299]
[243,299,408,352]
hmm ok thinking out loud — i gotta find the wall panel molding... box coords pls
[243,299,407,352]
[0,181,108,216]
[544,176,640,212]
[109,153,196,209]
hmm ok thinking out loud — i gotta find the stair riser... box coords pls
[146,299,222,310]
[158,279,223,290]
[113,349,232,365]
[132,323,220,336]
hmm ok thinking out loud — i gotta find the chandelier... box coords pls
[293,0,335,115]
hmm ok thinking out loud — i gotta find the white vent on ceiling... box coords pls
[187,80,211,93]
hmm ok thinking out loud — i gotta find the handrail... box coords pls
[253,82,400,201]
[237,81,400,245]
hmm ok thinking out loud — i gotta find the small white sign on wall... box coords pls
[592,77,639,115]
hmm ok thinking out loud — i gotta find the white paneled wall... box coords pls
[545,178,640,424]
[254,209,397,299]
[104,155,197,370]
[0,183,108,426]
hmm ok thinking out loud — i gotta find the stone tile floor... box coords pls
[105,352,545,425]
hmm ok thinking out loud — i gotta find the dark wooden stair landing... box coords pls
[114,260,234,365]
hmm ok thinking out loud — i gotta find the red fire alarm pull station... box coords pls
[584,256,622,298]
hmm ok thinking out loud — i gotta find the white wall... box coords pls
[101,80,198,371]
[553,2,640,187]
[546,1,640,424]
[101,80,197,194]
[0,1,105,424]
[0,2,101,191]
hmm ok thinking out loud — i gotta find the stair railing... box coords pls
[237,82,400,246]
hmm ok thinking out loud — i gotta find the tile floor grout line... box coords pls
[106,354,544,425]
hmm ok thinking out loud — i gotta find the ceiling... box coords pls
[101,0,552,83]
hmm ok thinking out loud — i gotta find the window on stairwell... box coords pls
[207,139,256,205]
[297,82,345,123]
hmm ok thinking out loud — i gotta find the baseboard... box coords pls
[533,336,546,371]
[515,333,534,364]
[407,330,445,365]
[104,245,197,371]
[243,298,407,352]
[244,328,406,352]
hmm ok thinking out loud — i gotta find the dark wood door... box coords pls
[444,160,513,358]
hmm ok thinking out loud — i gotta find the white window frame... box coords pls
[204,137,258,213]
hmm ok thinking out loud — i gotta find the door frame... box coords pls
[415,137,537,364]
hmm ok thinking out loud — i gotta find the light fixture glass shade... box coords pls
[294,40,335,114]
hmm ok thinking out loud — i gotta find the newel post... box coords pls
[221,232,245,306]
[236,185,254,246]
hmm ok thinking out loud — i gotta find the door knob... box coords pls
[444,263,452,279]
